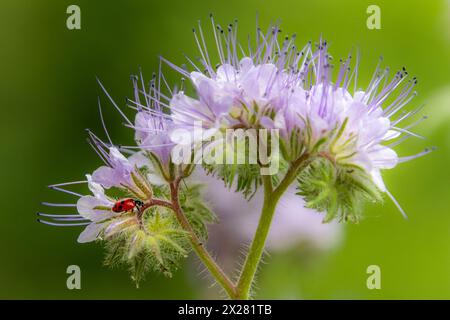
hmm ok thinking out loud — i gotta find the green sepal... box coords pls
[103,205,189,287]
[296,157,383,223]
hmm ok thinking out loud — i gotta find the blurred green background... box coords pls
[0,0,449,299]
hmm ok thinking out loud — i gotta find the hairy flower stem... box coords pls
[235,154,310,299]
[169,179,238,299]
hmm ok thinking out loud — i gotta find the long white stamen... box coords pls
[37,213,88,221]
[122,142,175,149]
[391,126,425,140]
[398,147,436,163]
[98,98,113,146]
[160,56,190,77]
[97,78,133,126]
[385,189,408,219]
[41,202,77,207]
[87,138,109,166]
[37,219,90,227]
[49,186,83,198]
[37,213,84,218]
[47,217,89,221]
[386,134,412,148]
[210,14,224,65]
[48,181,87,187]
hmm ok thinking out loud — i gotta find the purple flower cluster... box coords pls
[166,23,430,196]
[39,17,432,243]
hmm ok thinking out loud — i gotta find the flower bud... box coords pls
[297,157,382,223]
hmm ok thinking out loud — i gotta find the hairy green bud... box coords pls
[296,157,383,223]
[103,207,189,287]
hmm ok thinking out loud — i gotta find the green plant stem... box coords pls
[169,179,238,299]
[235,153,310,299]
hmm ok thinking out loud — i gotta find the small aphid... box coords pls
[112,198,144,213]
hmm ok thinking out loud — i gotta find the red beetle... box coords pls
[112,198,143,213]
